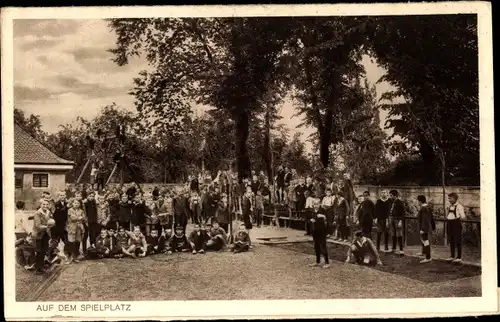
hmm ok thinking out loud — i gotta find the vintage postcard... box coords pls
[1,2,497,320]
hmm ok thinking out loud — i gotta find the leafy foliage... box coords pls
[369,15,479,184]
[14,108,47,142]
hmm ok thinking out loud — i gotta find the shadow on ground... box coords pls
[267,242,481,284]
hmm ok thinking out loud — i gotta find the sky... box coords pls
[13,19,395,152]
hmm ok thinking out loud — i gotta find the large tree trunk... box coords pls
[235,111,252,182]
[319,111,333,169]
[419,134,437,182]
[264,103,273,179]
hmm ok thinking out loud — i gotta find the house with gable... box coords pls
[14,123,74,210]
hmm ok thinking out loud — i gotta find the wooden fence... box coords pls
[261,207,481,248]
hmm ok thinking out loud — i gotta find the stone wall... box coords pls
[353,185,480,218]
[63,182,481,217]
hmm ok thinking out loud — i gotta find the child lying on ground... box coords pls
[232,223,251,254]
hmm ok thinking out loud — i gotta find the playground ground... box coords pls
[16,224,481,302]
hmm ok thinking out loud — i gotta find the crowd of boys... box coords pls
[15,166,468,274]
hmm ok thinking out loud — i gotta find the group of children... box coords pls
[15,180,255,275]
[15,169,468,273]
[305,187,467,268]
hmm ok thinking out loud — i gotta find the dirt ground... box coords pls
[16,240,481,301]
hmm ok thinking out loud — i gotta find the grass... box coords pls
[269,242,481,284]
[16,242,481,302]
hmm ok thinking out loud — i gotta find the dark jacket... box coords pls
[216,202,230,224]
[85,199,98,224]
[294,184,307,204]
[418,204,433,233]
[389,199,405,219]
[53,200,69,228]
[312,207,327,239]
[375,199,390,221]
[242,195,252,217]
[336,199,350,220]
[190,179,199,192]
[118,201,133,223]
[358,199,375,225]
[132,202,151,226]
[189,230,209,248]
[250,181,261,194]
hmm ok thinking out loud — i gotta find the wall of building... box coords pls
[15,170,68,210]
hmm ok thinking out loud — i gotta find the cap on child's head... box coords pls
[354,230,363,238]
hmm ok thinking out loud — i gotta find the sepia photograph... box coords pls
[2,2,497,320]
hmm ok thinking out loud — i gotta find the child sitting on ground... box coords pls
[112,227,133,258]
[233,223,251,254]
[45,238,67,270]
[15,233,35,270]
[206,220,227,251]
[188,223,209,254]
[166,225,190,254]
[126,226,147,258]
[146,229,163,255]
[87,229,111,259]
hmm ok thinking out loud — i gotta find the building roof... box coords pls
[14,124,74,165]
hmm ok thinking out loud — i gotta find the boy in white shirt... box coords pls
[446,193,466,263]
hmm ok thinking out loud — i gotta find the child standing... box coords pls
[304,190,315,236]
[321,188,335,237]
[417,195,433,263]
[84,191,99,250]
[118,193,132,231]
[32,199,54,274]
[388,190,405,255]
[446,193,465,264]
[96,194,110,240]
[375,190,390,253]
[190,191,202,225]
[215,194,230,233]
[309,199,329,268]
[254,190,264,228]
[335,192,350,242]
[67,199,86,263]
